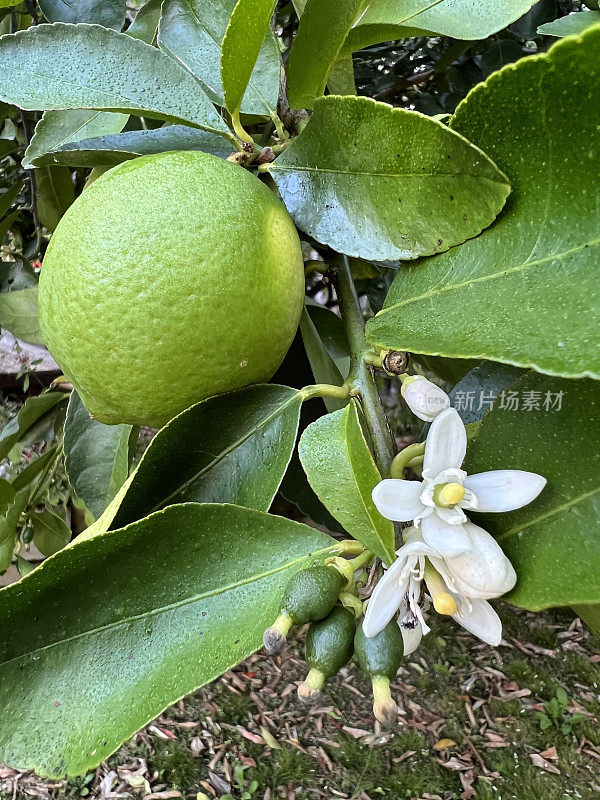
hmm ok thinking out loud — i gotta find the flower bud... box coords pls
[401,375,450,421]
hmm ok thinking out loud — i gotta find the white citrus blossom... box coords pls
[401,375,450,422]
[372,407,546,557]
[363,525,517,652]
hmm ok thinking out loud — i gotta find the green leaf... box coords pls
[127,0,163,41]
[538,10,600,36]
[0,138,16,159]
[326,54,356,96]
[64,391,134,520]
[0,490,28,573]
[266,95,510,261]
[572,604,600,637]
[462,371,600,610]
[0,182,22,220]
[299,308,347,413]
[221,0,276,122]
[0,479,14,515]
[23,0,164,170]
[0,0,22,7]
[448,361,524,425]
[0,391,67,460]
[11,446,58,492]
[38,0,126,29]
[286,0,364,109]
[0,502,334,777]
[0,286,43,345]
[343,0,538,52]
[35,165,74,232]
[31,509,71,557]
[0,23,231,138]
[158,0,280,116]
[298,399,395,564]
[23,110,130,169]
[26,125,233,168]
[367,28,600,379]
[108,384,303,530]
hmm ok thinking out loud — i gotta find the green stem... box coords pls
[335,255,396,475]
[301,383,352,402]
[389,442,426,479]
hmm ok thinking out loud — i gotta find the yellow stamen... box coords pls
[439,482,465,506]
[424,559,459,617]
[433,592,458,616]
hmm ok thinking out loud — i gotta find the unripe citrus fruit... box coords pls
[39,151,305,428]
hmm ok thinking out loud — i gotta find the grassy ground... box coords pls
[2,605,599,800]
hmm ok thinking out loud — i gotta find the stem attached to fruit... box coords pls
[335,256,396,476]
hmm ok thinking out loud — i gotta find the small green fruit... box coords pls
[354,621,404,725]
[39,151,305,428]
[299,605,355,702]
[263,565,345,652]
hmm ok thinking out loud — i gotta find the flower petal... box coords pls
[372,479,424,522]
[362,554,411,637]
[453,599,503,646]
[421,513,470,557]
[464,470,546,512]
[443,521,517,599]
[423,408,467,475]
[398,618,423,655]
[402,377,450,422]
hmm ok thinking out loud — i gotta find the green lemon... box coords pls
[39,151,305,428]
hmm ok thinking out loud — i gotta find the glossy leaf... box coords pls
[449,361,524,425]
[64,391,134,520]
[0,286,44,345]
[0,503,335,777]
[266,95,510,261]
[573,604,600,637]
[158,0,280,116]
[23,110,129,169]
[0,391,67,460]
[344,0,538,52]
[221,0,277,120]
[286,0,364,109]
[538,10,600,36]
[35,165,75,231]
[25,125,233,168]
[0,23,231,137]
[0,491,28,573]
[38,0,126,28]
[299,399,395,564]
[127,0,163,40]
[299,308,347,413]
[327,54,356,96]
[463,371,600,610]
[307,303,350,377]
[367,28,600,379]
[0,182,22,219]
[23,0,164,169]
[108,384,303,530]
[31,509,71,557]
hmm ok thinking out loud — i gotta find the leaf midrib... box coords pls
[270,164,507,182]
[497,485,600,542]
[376,237,600,316]
[0,543,334,668]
